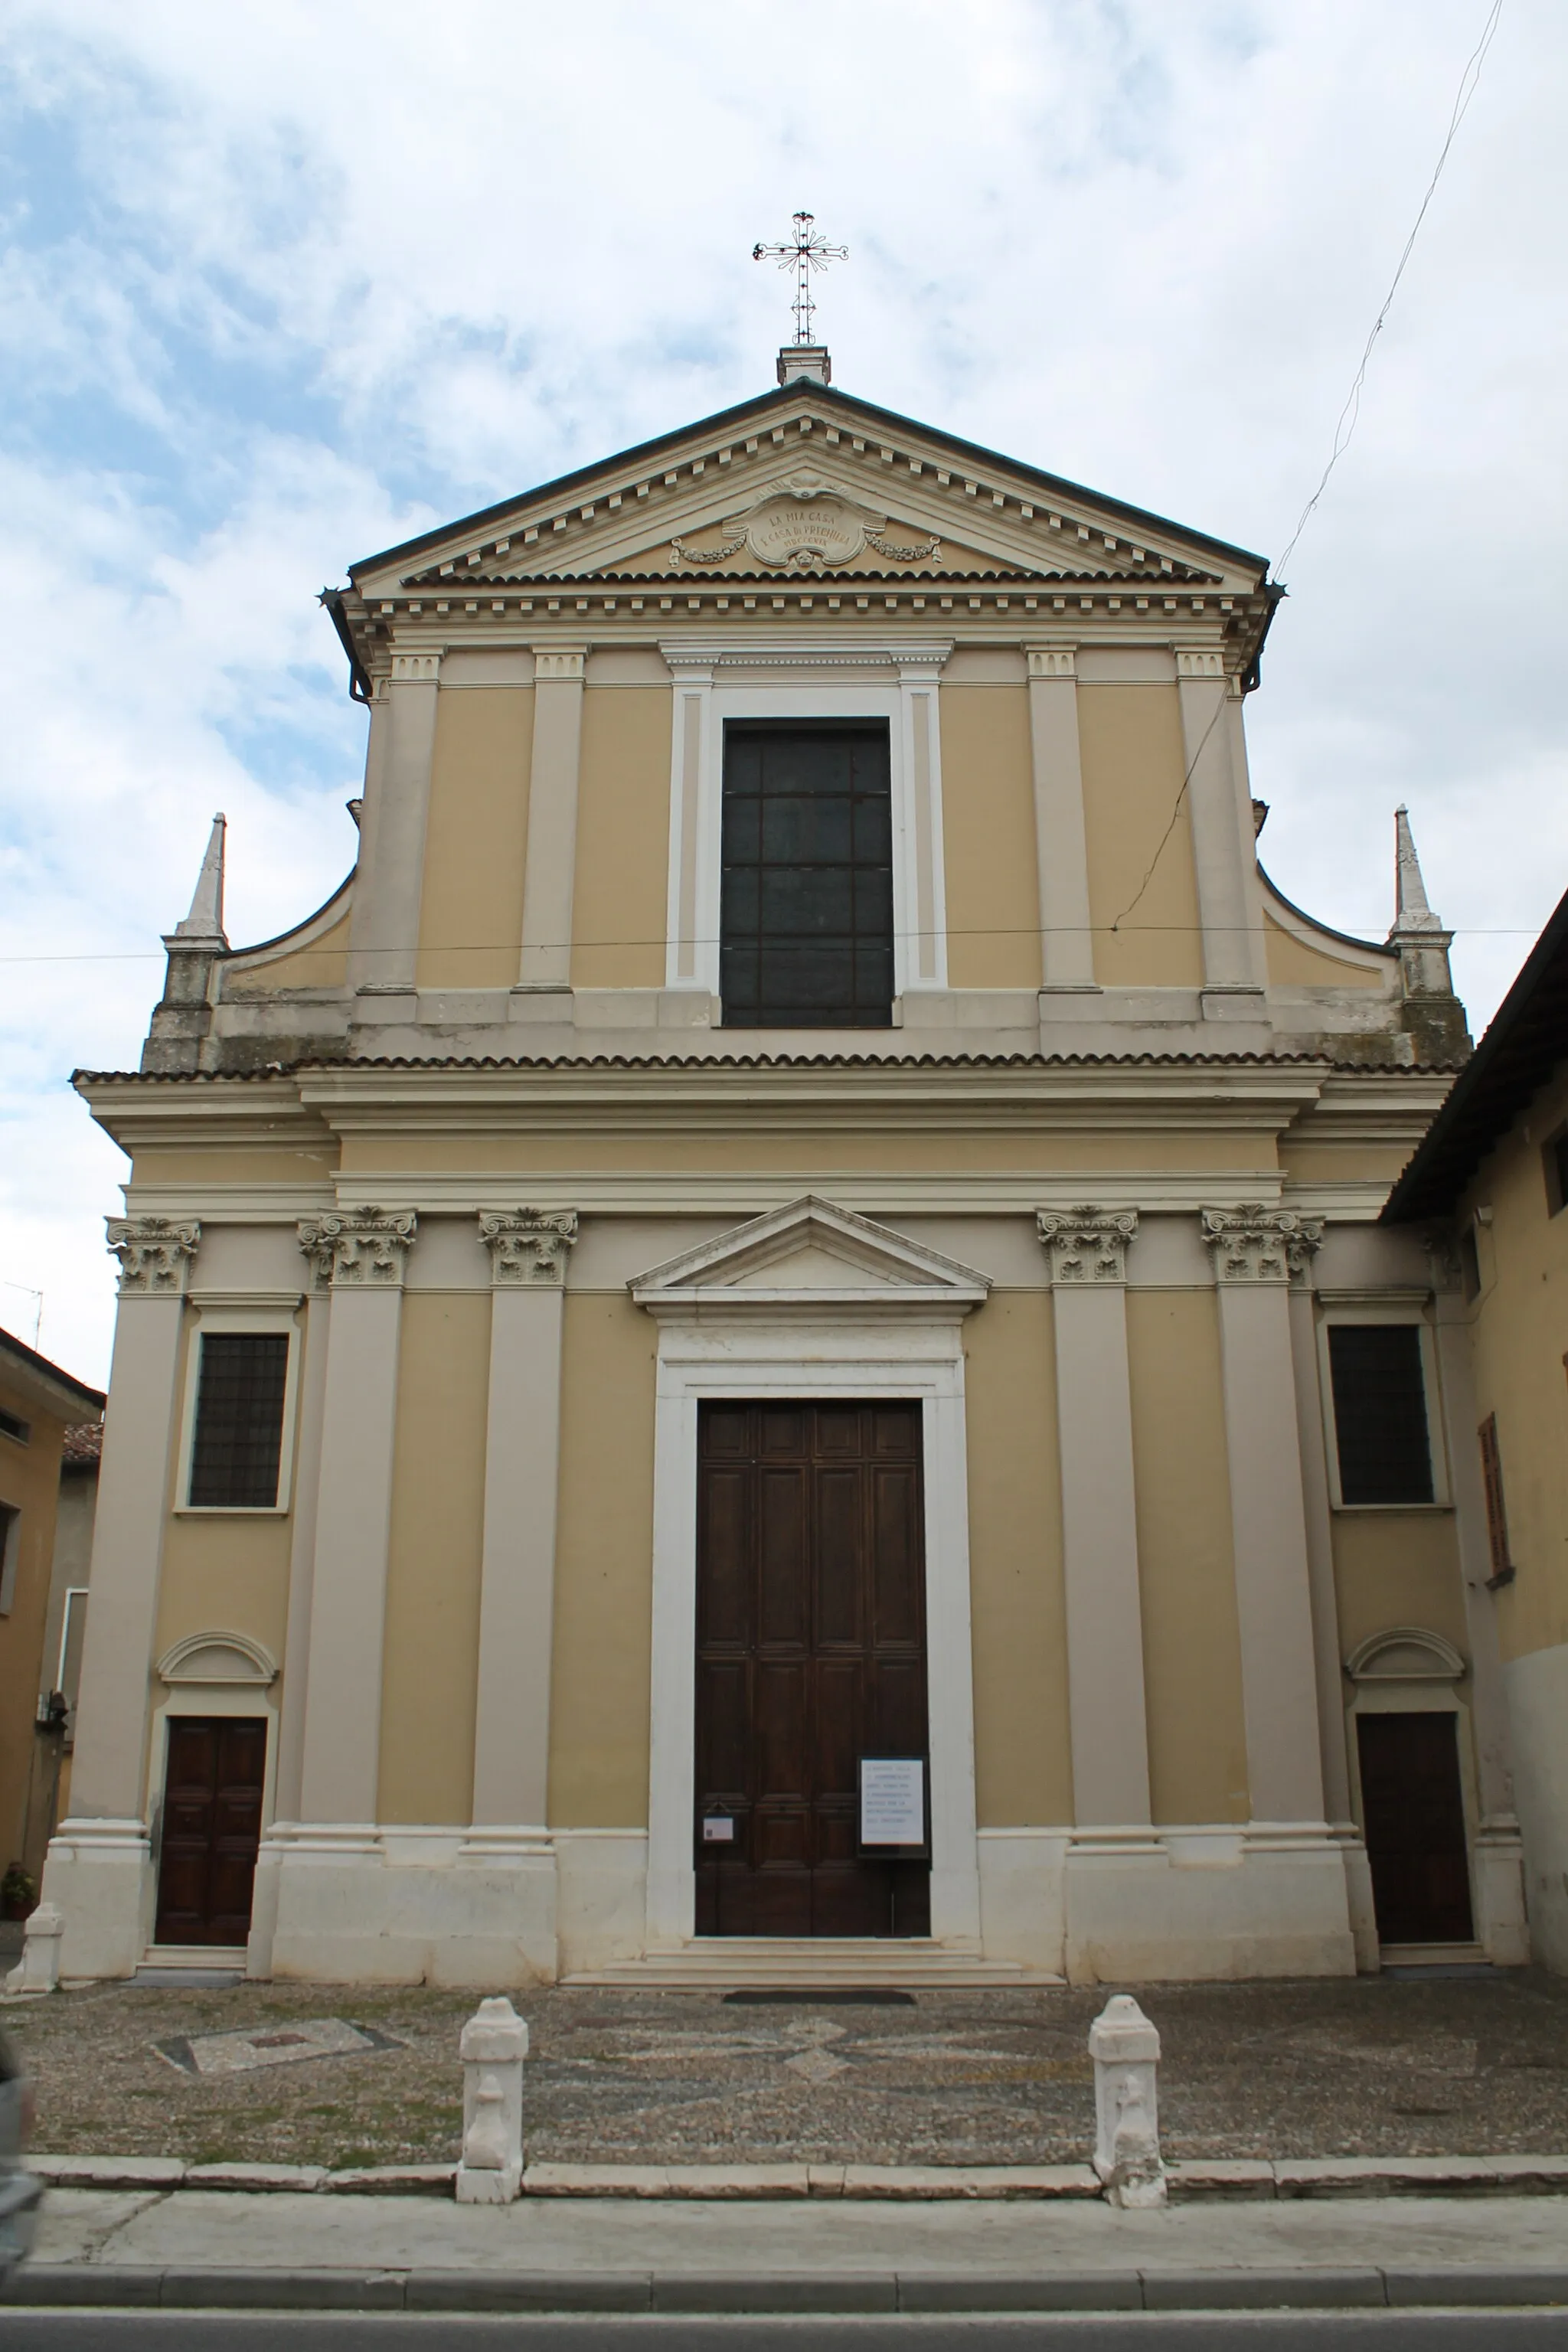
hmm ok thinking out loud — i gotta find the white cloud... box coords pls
[2,0,1563,1383]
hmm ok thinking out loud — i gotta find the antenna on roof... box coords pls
[753,211,846,386]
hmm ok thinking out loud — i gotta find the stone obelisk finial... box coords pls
[1387,805,1468,1061]
[141,814,230,1073]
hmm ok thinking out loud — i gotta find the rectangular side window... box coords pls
[188,1333,289,1508]
[1477,1413,1514,1583]
[1327,1323,1435,1505]
[1545,1128,1568,1217]
[0,1502,19,1613]
[719,720,893,1027]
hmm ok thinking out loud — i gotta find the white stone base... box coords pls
[256,1826,560,1987]
[40,1820,155,1983]
[554,1831,649,1978]
[1503,1641,1568,1973]
[983,1824,1357,1983]
[1474,1821,1531,1967]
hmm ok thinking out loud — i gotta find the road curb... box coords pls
[5,2262,1568,2313]
[26,2151,1568,2199]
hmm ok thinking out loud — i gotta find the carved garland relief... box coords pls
[669,474,939,575]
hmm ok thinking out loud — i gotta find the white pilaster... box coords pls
[514,646,586,997]
[348,654,442,1009]
[459,1208,575,1981]
[1036,1210,1150,1828]
[1175,651,1267,1004]
[45,1217,199,1979]
[292,1209,416,1827]
[1025,646,1097,992]
[893,647,950,991]
[1203,1209,1332,1828]
[1429,1250,1530,1963]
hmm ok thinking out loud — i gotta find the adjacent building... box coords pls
[0,1331,103,1900]
[43,345,1531,1988]
[1384,883,1568,1971]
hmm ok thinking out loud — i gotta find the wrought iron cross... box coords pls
[752,211,848,346]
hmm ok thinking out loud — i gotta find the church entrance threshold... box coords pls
[694,1400,930,1938]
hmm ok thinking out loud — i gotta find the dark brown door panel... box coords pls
[694,1400,930,1938]
[155,1715,266,1946]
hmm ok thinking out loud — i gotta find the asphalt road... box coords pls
[2,2314,1567,2349]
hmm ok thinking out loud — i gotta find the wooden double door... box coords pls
[154,1716,266,1946]
[694,1400,930,1938]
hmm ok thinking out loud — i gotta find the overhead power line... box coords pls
[1275,0,1505,580]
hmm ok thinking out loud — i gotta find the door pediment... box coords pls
[630,1195,990,1322]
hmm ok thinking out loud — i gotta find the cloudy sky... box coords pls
[2,0,1562,1384]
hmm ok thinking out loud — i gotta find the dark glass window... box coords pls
[720,721,893,1027]
[188,1334,289,1508]
[1328,1324,1434,1506]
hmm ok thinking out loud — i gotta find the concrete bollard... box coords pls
[2,1903,63,1998]
[455,1995,528,2203]
[1088,1993,1166,2207]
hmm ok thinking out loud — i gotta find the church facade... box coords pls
[46,349,1532,1987]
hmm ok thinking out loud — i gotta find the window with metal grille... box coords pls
[1477,1413,1514,1584]
[1327,1323,1435,1505]
[188,1333,289,1508]
[720,720,893,1027]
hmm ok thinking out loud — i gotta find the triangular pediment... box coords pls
[630,1195,990,1318]
[348,385,1257,604]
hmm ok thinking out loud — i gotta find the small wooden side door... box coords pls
[154,1717,267,1945]
[1357,1710,1475,1945]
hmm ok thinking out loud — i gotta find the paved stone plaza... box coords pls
[3,1971,1566,2172]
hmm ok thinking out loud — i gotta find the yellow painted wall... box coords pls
[377,1292,492,1824]
[548,1293,658,1825]
[963,1292,1073,1824]
[1125,1290,1250,1823]
[155,1516,293,1672]
[939,686,1042,990]
[129,1148,339,1191]
[1465,1066,1568,1665]
[1331,1512,1470,1664]
[339,1130,1276,1179]
[1263,910,1386,991]
[0,1396,69,1867]
[1078,684,1204,988]
[416,686,534,990]
[223,908,352,997]
[570,686,671,990]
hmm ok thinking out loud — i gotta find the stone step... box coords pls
[568,1939,1060,1989]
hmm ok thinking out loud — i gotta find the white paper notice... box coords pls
[702,1817,735,1843]
[859,1757,925,1847]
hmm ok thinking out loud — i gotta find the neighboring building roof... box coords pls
[60,1421,104,1470]
[0,1326,106,1423]
[1383,883,1568,1223]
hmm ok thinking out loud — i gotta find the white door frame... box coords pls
[631,1198,988,1952]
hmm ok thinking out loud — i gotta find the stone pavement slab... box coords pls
[8,2187,1568,2313]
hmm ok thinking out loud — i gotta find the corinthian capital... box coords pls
[106,1217,200,1295]
[296,1207,416,1288]
[1036,1207,1138,1285]
[1201,1205,1322,1287]
[479,1210,579,1287]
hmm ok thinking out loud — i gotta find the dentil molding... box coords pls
[296,1207,417,1288]
[106,1216,201,1295]
[478,1209,579,1287]
[1200,1205,1323,1287]
[1036,1207,1139,1285]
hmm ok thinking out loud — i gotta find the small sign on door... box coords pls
[701,1815,736,1843]
[858,1756,927,1854]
